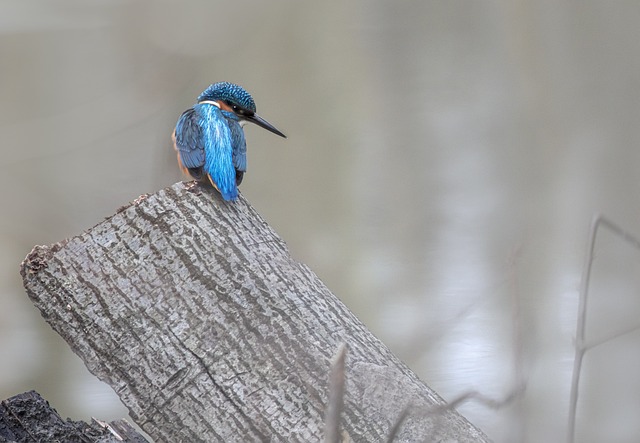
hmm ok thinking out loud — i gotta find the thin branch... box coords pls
[387,386,523,442]
[567,214,602,443]
[567,215,640,443]
[324,343,347,443]
[581,323,640,351]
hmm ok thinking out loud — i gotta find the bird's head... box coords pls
[197,82,286,138]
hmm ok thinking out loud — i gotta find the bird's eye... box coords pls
[237,108,251,116]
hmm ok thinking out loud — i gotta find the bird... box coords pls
[172,81,286,201]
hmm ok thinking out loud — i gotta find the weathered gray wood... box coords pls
[20,182,490,442]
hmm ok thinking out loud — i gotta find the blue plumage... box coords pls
[228,116,247,184]
[173,82,285,201]
[199,105,237,200]
[198,82,256,112]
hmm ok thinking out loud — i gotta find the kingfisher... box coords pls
[172,82,286,201]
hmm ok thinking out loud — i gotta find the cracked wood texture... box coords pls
[20,182,490,443]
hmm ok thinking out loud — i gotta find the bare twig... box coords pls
[582,323,640,351]
[387,386,523,442]
[324,343,347,443]
[567,215,640,443]
[436,386,523,412]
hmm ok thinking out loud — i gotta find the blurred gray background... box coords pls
[2,1,640,442]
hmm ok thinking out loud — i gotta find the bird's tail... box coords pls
[208,175,238,201]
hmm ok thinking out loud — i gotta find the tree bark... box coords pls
[0,390,148,443]
[20,182,490,442]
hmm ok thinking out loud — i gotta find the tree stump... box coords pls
[20,182,490,442]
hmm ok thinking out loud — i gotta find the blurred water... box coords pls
[2,1,640,442]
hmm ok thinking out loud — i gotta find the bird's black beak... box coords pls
[245,113,287,138]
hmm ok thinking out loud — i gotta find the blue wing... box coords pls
[197,104,238,201]
[173,108,205,179]
[228,119,247,185]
